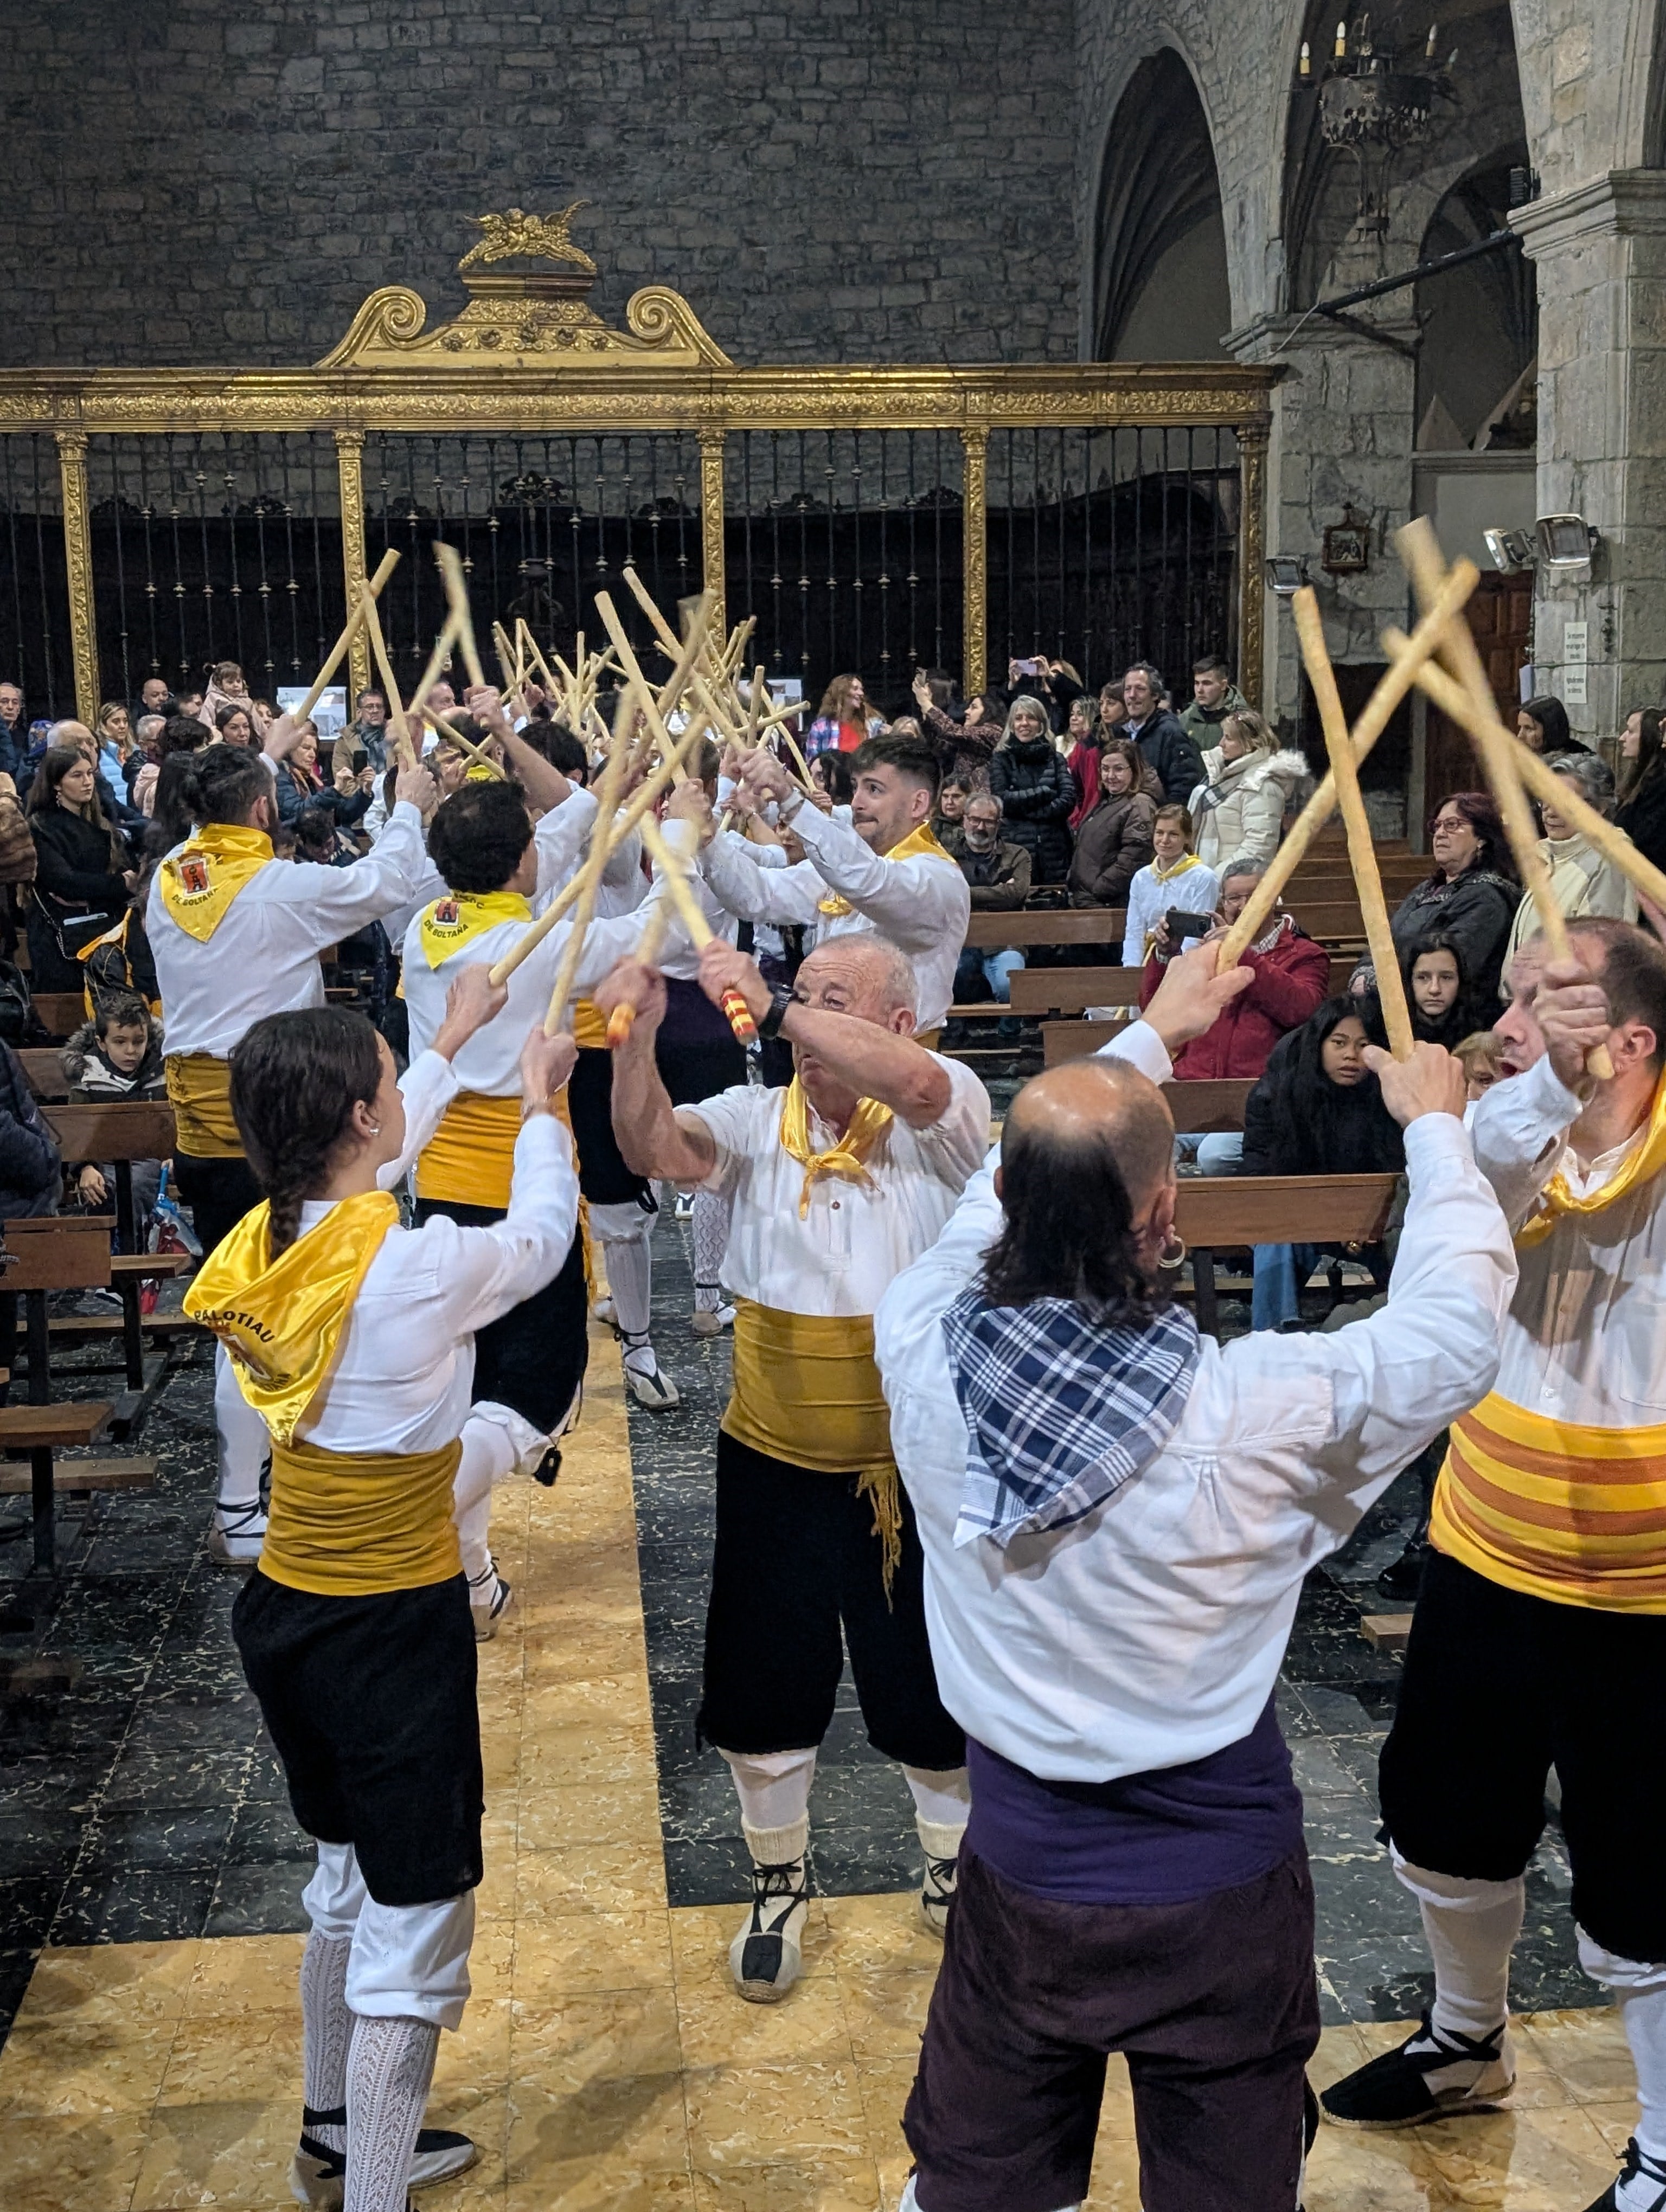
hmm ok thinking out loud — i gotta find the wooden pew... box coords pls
[964,909,1126,950]
[1163,1077,1257,1134]
[29,992,87,1039]
[18,1047,70,1100]
[1174,1173,1399,1335]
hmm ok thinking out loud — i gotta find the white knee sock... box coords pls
[1580,1933,1666,2175]
[691,1188,731,1311]
[299,1931,353,2154]
[592,1204,653,1341]
[723,1746,817,1862]
[214,1344,268,1514]
[451,1414,518,1589]
[1394,1854,1522,2040]
[904,1764,971,1856]
[344,2012,438,2212]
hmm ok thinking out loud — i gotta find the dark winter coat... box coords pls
[1126,708,1206,806]
[0,1040,60,1220]
[988,736,1076,884]
[1388,866,1518,1007]
[1068,790,1157,910]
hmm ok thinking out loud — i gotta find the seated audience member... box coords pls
[912,670,1003,787]
[1453,1027,1508,1102]
[1403,930,1487,1050]
[1067,738,1156,911]
[1120,661,1204,805]
[950,792,1031,1043]
[1616,706,1666,875]
[1388,791,1519,1004]
[1178,652,1250,745]
[1503,750,1638,972]
[61,993,167,1233]
[933,775,971,848]
[989,696,1076,884]
[1516,692,1590,757]
[1241,995,1406,1330]
[1123,803,1220,969]
[1188,709,1307,876]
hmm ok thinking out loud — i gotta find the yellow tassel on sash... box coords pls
[157,822,273,941]
[184,1191,400,1444]
[1431,1391,1666,1612]
[414,1091,524,1211]
[778,1078,893,1217]
[260,1435,464,1597]
[165,1052,243,1160]
[723,1300,902,1593]
[1517,1069,1666,1248]
[817,819,958,918]
[417,890,530,969]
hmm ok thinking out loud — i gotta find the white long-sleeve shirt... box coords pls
[1122,857,1221,967]
[874,1019,1517,1781]
[700,805,970,1032]
[150,802,434,1058]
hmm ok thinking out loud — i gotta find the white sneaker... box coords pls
[207,1501,267,1570]
[729,1855,810,2002]
[622,1344,681,1409]
[690,1301,736,1339]
[468,1565,514,1642]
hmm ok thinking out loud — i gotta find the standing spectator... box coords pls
[15,718,55,799]
[214,704,258,749]
[1387,792,1520,1006]
[24,744,136,990]
[1515,694,1590,756]
[950,790,1031,1040]
[1097,680,1126,740]
[989,695,1076,884]
[1064,695,1104,829]
[273,721,328,825]
[808,748,856,824]
[0,1036,61,1400]
[1120,662,1204,804]
[1188,709,1308,875]
[0,764,33,959]
[94,703,132,788]
[134,713,209,821]
[1240,995,1404,1329]
[912,670,1002,785]
[1178,653,1250,747]
[1002,655,1085,735]
[134,676,172,723]
[1123,803,1220,968]
[1503,751,1637,970]
[1616,706,1666,875]
[805,673,882,757]
[0,683,25,782]
[343,686,390,773]
[199,662,269,739]
[1067,738,1156,911]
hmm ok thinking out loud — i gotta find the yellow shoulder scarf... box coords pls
[1153,851,1207,885]
[184,1190,400,1444]
[778,1078,894,1217]
[418,889,530,969]
[157,823,274,942]
[818,819,957,919]
[1516,1069,1666,1249]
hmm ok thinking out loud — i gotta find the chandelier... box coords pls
[1299,16,1458,233]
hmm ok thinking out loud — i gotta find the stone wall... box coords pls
[0,0,1077,370]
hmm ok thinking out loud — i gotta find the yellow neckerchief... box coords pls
[1516,1068,1666,1249]
[157,822,274,942]
[1152,851,1206,885]
[417,888,530,969]
[817,818,957,918]
[184,1191,399,1445]
[778,1078,894,1218]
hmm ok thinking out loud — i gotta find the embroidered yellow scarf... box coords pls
[1153,851,1207,885]
[417,889,530,969]
[778,1078,894,1217]
[1516,1069,1666,1249]
[817,819,957,918]
[183,1191,399,1445]
[157,823,274,942]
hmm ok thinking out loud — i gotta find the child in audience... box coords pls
[1453,1026,1508,1101]
[1122,802,1220,967]
[61,992,167,1231]
[1402,929,1482,1049]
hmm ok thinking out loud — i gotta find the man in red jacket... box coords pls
[1140,861,1332,1170]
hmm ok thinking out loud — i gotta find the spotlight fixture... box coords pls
[1265,555,1310,596]
[1482,528,1536,575]
[1535,513,1599,574]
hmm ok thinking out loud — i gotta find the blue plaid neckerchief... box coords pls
[941,1292,1200,1549]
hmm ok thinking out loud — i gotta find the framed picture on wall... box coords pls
[1321,519,1371,574]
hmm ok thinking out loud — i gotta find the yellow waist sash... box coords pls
[260,1435,464,1597]
[572,998,608,1050]
[1432,1391,1666,1612]
[415,1091,523,1211]
[165,1051,242,1160]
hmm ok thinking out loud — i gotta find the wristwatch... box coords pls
[777,786,806,825]
[756,984,797,1040]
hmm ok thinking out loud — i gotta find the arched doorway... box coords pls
[1092,50,1231,361]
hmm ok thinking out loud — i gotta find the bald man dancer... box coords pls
[874,946,1517,2212]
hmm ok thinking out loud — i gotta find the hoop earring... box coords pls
[1157,1233,1188,1271]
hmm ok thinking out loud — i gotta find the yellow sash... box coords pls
[778,1078,893,1218]
[417,889,530,969]
[1516,1070,1666,1248]
[817,819,958,918]
[572,998,609,1050]
[414,1090,524,1211]
[184,1191,400,1445]
[1431,1392,1666,1612]
[260,1435,463,1597]
[157,823,273,942]
[165,1051,243,1161]
[723,1300,901,1590]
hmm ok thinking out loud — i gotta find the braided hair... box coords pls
[229,1007,385,1257]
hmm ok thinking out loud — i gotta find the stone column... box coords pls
[1514,171,1666,744]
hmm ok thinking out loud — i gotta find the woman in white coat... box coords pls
[1188,710,1309,876]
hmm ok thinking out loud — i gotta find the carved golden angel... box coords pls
[458,204,598,274]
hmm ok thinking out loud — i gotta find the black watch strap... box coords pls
[757,983,796,1041]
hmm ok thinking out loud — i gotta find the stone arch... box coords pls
[1414,155,1537,452]
[1091,46,1232,359]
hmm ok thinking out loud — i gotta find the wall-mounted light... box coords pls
[1483,528,1536,575]
[1265,555,1309,596]
[1536,514,1599,574]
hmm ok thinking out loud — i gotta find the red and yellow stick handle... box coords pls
[636,814,760,1049]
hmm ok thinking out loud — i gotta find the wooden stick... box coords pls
[638,813,759,1046]
[297,550,400,725]
[406,610,462,735]
[433,542,487,693]
[1218,557,1483,964]
[416,703,506,780]
[356,588,419,773]
[1291,592,1414,1057]
[605,818,695,1045]
[543,737,631,1036]
[1396,517,1612,1079]
[516,620,563,703]
[621,563,683,658]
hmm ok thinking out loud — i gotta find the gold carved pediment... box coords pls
[317,208,731,371]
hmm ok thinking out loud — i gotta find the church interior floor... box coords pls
[0,1218,1635,2209]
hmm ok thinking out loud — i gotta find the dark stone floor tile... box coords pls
[0,1805,85,1874]
[0,1876,67,1947]
[664,1834,754,1909]
[226,1801,315,1863]
[100,1743,247,1810]
[240,1746,291,1804]
[78,1805,235,1871]
[205,1860,310,1937]
[52,1867,214,1945]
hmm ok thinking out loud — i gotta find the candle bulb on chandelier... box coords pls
[1335,20,1348,56]
[1299,38,1311,72]
[1425,21,1438,55]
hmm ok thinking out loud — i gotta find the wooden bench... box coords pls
[1014,955,1360,1021]
[18,1047,69,1100]
[1173,1173,1400,1335]
[36,1102,192,1391]
[29,992,88,1039]
[964,909,1126,950]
